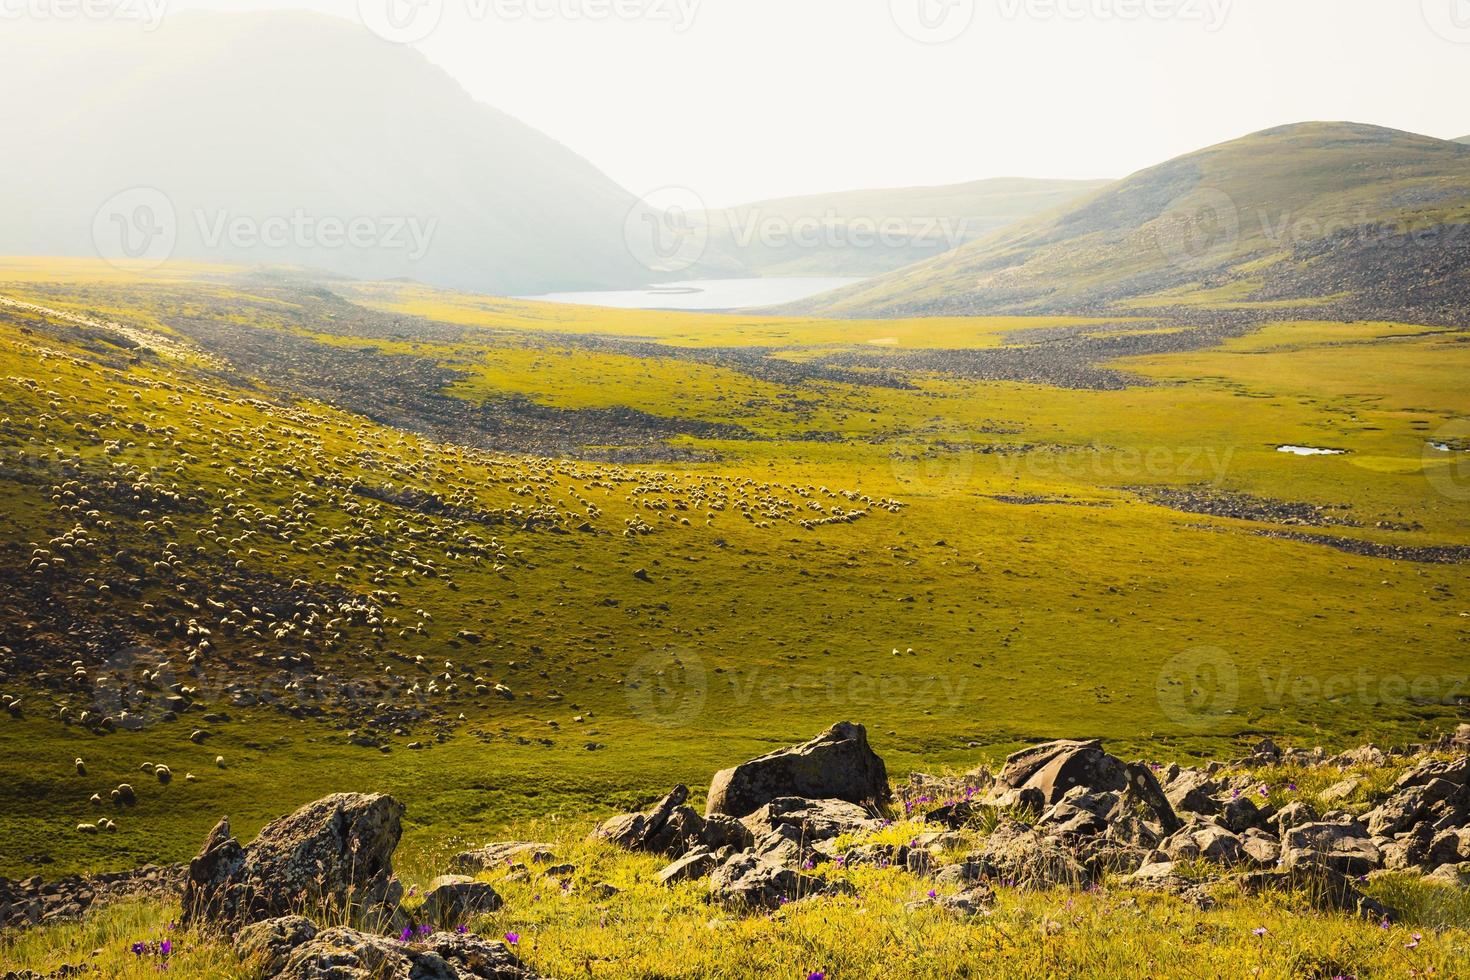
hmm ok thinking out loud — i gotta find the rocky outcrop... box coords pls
[591,785,705,857]
[707,852,850,910]
[234,917,544,979]
[990,739,1128,807]
[182,793,405,931]
[706,722,890,819]
[0,864,184,930]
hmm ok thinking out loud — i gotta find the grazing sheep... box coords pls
[215,755,226,768]
[77,822,98,834]
[75,757,86,775]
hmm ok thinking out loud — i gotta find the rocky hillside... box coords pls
[7,722,1470,977]
[790,122,1470,321]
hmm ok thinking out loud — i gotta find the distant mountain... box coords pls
[0,13,676,295]
[704,178,1109,278]
[1455,135,1470,145]
[790,123,1470,319]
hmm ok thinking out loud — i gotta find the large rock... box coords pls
[1162,822,1247,866]
[705,722,889,819]
[235,915,318,977]
[421,877,504,926]
[592,785,705,858]
[1163,770,1222,816]
[741,797,880,844]
[1282,822,1380,876]
[707,852,847,910]
[183,794,405,930]
[1366,779,1463,838]
[1393,756,1470,792]
[234,919,544,979]
[989,740,1128,808]
[975,819,1090,890]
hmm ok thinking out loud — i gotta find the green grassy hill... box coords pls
[705,178,1110,277]
[790,122,1470,319]
[1,258,1466,884]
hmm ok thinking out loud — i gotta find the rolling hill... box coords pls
[1454,135,1470,144]
[705,177,1110,277]
[0,13,685,296]
[789,123,1470,319]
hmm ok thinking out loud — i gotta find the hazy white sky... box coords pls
[110,0,1470,205]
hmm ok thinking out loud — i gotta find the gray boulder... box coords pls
[1162,822,1246,866]
[657,847,721,885]
[242,921,544,979]
[235,915,318,977]
[183,794,405,930]
[1282,822,1380,876]
[990,740,1127,808]
[421,877,504,926]
[706,722,889,819]
[1164,771,1222,816]
[1366,779,1461,838]
[708,852,846,910]
[741,797,879,844]
[592,785,705,857]
[976,819,1090,890]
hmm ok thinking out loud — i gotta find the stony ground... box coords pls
[7,722,1470,978]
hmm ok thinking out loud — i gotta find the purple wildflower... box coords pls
[927,889,937,899]
[132,942,148,956]
[399,927,413,943]
[418,924,433,936]
[504,932,520,946]
[159,939,172,956]
[456,925,469,935]
[808,973,827,980]
[1252,927,1267,937]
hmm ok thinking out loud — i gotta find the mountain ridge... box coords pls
[786,121,1470,319]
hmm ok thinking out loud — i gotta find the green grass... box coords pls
[8,812,1470,979]
[0,261,1466,888]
